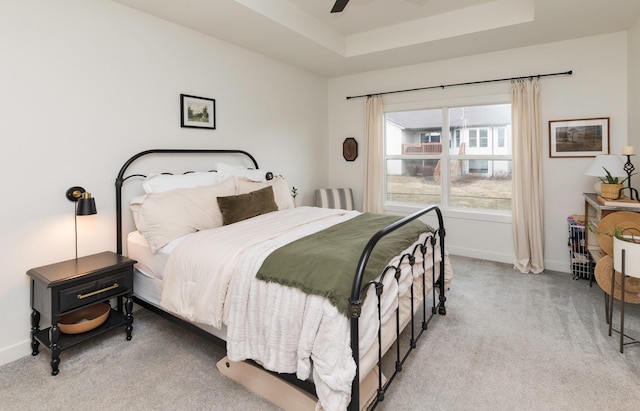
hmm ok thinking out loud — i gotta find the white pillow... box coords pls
[217,163,268,182]
[130,177,236,252]
[236,176,295,210]
[142,171,221,194]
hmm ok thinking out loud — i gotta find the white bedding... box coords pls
[158,206,451,411]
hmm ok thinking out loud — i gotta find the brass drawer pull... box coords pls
[77,282,119,299]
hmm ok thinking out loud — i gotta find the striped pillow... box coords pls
[314,188,354,210]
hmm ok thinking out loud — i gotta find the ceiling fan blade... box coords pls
[331,0,349,13]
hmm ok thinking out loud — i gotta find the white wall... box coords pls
[0,0,328,366]
[328,32,629,272]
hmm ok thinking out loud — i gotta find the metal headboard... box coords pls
[115,149,260,255]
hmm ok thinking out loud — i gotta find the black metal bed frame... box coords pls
[115,149,447,411]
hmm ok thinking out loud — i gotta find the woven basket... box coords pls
[601,183,623,199]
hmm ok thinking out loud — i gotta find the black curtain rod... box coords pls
[345,70,573,100]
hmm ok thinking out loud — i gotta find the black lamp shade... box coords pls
[76,193,97,216]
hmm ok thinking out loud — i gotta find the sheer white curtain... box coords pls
[363,95,384,213]
[511,79,544,273]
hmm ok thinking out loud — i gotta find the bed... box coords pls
[115,149,452,411]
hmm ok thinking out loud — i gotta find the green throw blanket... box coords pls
[256,213,433,316]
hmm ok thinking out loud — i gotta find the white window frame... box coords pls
[382,95,512,222]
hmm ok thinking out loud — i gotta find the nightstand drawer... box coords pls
[59,270,131,313]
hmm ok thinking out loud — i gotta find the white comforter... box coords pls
[160,207,443,411]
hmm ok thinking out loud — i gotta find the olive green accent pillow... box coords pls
[217,185,278,225]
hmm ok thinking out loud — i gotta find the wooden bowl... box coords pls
[59,303,110,334]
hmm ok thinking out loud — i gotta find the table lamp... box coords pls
[585,154,626,196]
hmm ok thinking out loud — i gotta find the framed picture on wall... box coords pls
[180,94,216,129]
[548,117,609,158]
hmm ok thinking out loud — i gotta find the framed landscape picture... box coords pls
[180,94,216,129]
[549,117,609,158]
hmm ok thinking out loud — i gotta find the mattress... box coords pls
[127,230,175,280]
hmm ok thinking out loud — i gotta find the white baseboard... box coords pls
[0,339,30,367]
[543,258,571,273]
[447,246,513,265]
[449,247,571,274]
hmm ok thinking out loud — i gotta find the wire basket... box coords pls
[567,215,594,280]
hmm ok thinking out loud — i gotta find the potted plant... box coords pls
[612,227,640,273]
[599,167,629,199]
[291,186,298,206]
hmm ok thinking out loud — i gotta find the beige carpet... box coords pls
[1,255,640,410]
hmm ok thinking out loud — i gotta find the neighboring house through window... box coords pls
[384,103,512,212]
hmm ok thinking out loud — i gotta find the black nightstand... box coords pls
[27,251,136,375]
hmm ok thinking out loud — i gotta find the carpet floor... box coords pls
[1,255,640,410]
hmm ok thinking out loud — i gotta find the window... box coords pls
[497,127,506,148]
[385,108,443,204]
[384,104,512,211]
[468,160,489,174]
[469,129,478,148]
[467,128,489,148]
[420,132,441,143]
[479,129,488,148]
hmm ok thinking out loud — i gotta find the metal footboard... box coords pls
[349,205,446,410]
